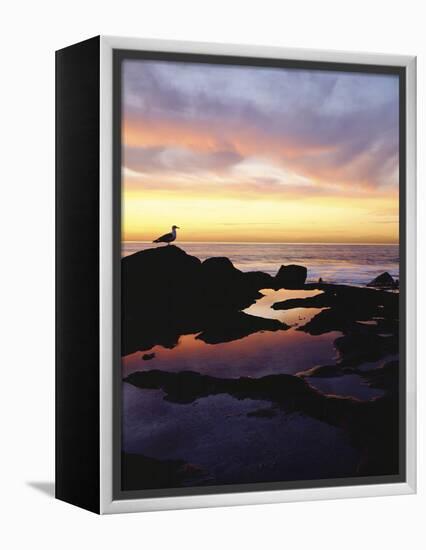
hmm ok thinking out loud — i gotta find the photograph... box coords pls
[2,0,423,543]
[118,54,403,493]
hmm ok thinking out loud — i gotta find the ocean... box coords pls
[122,242,399,286]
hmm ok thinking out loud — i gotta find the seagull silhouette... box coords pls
[153,225,180,246]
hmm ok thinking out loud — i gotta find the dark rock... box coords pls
[272,292,330,310]
[121,453,203,491]
[360,360,399,393]
[122,245,202,322]
[334,333,398,366]
[142,353,155,361]
[375,317,399,336]
[300,307,361,335]
[202,256,239,277]
[275,264,307,288]
[125,368,333,408]
[297,284,399,336]
[121,245,302,354]
[200,257,261,310]
[123,318,185,354]
[275,283,401,369]
[350,394,399,476]
[244,270,275,290]
[367,272,397,289]
[196,311,288,344]
[297,364,348,378]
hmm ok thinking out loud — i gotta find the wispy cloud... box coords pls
[123,60,399,194]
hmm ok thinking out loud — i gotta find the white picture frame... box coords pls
[56,35,417,514]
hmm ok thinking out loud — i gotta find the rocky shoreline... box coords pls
[122,245,398,362]
[121,245,400,488]
[121,245,306,354]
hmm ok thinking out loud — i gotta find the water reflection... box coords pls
[122,384,361,485]
[244,288,323,325]
[122,288,339,379]
[121,282,397,487]
[123,328,341,378]
[306,374,384,401]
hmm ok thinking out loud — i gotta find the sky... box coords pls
[121,59,399,243]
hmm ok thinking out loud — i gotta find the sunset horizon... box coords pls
[122,59,399,244]
[122,238,399,245]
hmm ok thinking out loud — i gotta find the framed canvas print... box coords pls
[55,36,417,514]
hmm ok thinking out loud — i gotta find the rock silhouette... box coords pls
[367,271,398,289]
[275,264,307,288]
[121,245,301,354]
[273,283,398,337]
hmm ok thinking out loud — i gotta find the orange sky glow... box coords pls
[121,60,399,244]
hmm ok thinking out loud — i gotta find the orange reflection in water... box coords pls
[122,287,339,380]
[122,288,339,379]
[122,328,341,379]
[244,288,323,325]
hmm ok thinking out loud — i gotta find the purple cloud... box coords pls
[123,59,399,191]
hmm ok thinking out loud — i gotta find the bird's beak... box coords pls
[177,226,180,229]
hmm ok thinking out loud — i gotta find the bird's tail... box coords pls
[153,238,160,243]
